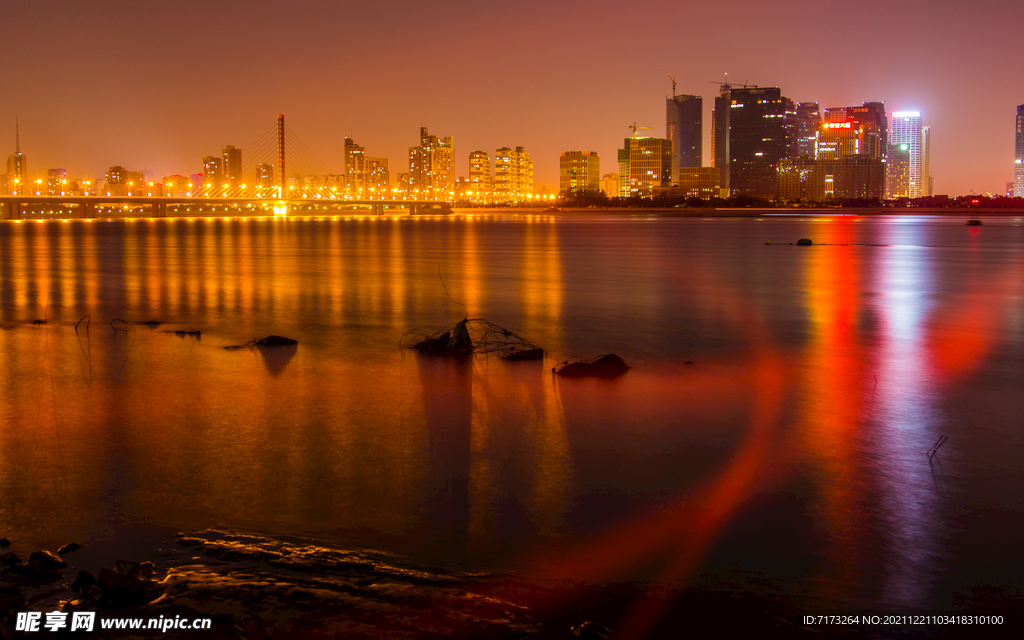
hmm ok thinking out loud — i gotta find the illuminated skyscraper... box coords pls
[787,102,820,158]
[409,127,454,199]
[46,168,66,195]
[468,151,492,201]
[728,86,787,197]
[6,120,25,195]
[1016,105,1024,197]
[255,163,275,197]
[202,156,223,196]
[712,83,731,192]
[889,111,924,197]
[600,172,619,197]
[365,158,389,196]
[494,146,533,202]
[666,93,702,179]
[559,151,600,194]
[617,136,671,197]
[222,145,242,191]
[345,137,366,195]
[163,174,191,197]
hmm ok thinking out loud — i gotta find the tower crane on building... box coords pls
[629,122,651,138]
[668,75,677,97]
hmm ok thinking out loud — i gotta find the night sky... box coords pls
[3,0,1022,195]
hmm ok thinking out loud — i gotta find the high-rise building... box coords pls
[617,136,671,197]
[790,102,820,158]
[674,167,722,199]
[468,151,492,201]
[222,145,242,191]
[921,125,931,196]
[885,143,910,199]
[201,156,224,196]
[712,83,731,192]
[6,120,25,196]
[817,121,859,160]
[778,157,826,201]
[365,157,389,196]
[600,173,619,198]
[1016,105,1024,197]
[163,174,190,197]
[727,86,788,197]
[559,151,600,194]
[409,127,454,199]
[104,166,128,196]
[846,103,887,159]
[47,168,66,196]
[494,146,533,202]
[344,137,366,195]
[255,163,275,197]
[666,93,702,179]
[889,111,925,198]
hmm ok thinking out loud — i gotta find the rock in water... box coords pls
[554,354,629,378]
[255,335,298,347]
[572,621,612,639]
[58,542,83,555]
[0,538,9,547]
[796,238,813,245]
[28,550,67,570]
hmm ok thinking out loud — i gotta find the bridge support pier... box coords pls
[408,203,418,216]
[82,202,96,219]
[372,203,383,215]
[151,202,167,217]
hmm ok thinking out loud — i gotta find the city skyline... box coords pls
[1,1,1022,196]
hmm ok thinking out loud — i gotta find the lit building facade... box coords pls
[885,143,910,199]
[600,172,619,198]
[409,127,454,199]
[494,146,533,202]
[47,168,67,196]
[163,174,191,197]
[666,93,702,178]
[787,101,820,158]
[728,86,788,197]
[255,163,275,197]
[365,157,389,196]
[674,167,722,199]
[817,121,859,160]
[345,137,366,195]
[889,111,924,198]
[1017,105,1024,197]
[468,151,492,201]
[559,151,600,194]
[617,136,671,197]
[222,145,242,191]
[201,156,223,196]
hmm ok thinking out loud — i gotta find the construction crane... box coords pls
[668,74,677,97]
[708,73,757,91]
[629,122,651,138]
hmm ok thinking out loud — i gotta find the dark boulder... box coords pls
[71,570,96,596]
[553,354,629,379]
[502,348,545,361]
[796,238,813,245]
[254,335,297,347]
[27,551,67,571]
[966,219,982,225]
[57,542,82,555]
[572,621,612,639]
[0,553,20,567]
[0,538,9,548]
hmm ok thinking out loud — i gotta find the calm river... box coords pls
[1,212,1022,636]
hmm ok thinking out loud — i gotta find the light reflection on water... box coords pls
[1,214,1023,620]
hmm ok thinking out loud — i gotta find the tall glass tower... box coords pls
[1016,105,1024,197]
[889,111,924,198]
[666,94,702,181]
